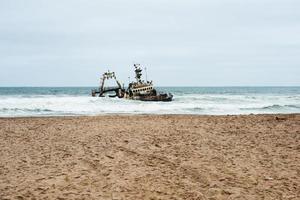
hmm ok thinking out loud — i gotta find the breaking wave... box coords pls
[0,87,299,117]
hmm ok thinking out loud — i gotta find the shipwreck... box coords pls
[91,64,173,102]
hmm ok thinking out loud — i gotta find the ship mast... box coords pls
[134,64,143,83]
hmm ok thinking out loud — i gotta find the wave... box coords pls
[0,93,299,116]
[0,108,54,113]
[241,104,300,111]
[286,104,300,109]
[183,107,204,112]
[263,104,283,110]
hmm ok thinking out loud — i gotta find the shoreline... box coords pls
[0,112,299,119]
[1,114,299,199]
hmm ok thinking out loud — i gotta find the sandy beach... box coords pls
[0,114,299,199]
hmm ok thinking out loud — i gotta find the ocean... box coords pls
[0,87,299,117]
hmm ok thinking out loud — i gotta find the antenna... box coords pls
[145,67,148,82]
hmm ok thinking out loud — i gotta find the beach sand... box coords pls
[0,114,299,199]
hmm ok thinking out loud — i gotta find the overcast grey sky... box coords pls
[0,0,299,86]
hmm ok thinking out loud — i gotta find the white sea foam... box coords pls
[0,93,299,117]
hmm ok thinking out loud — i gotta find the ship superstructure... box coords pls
[92,64,173,102]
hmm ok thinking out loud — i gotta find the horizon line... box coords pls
[0,85,300,88]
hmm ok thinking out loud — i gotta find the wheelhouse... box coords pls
[132,86,154,94]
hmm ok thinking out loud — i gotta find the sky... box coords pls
[0,0,299,86]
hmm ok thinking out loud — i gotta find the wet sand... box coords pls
[0,114,299,200]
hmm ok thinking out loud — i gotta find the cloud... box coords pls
[0,0,299,86]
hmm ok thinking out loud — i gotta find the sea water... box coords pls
[0,87,299,117]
